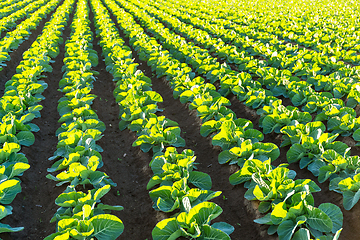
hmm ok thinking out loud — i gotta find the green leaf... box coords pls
[200,225,231,240]
[307,160,326,176]
[19,113,35,124]
[292,228,310,240]
[6,162,30,179]
[152,218,182,240]
[353,128,360,142]
[0,222,24,233]
[189,171,212,190]
[157,195,180,212]
[146,91,163,102]
[318,165,336,183]
[277,220,297,240]
[0,205,9,221]
[342,189,360,210]
[90,214,124,240]
[16,131,35,147]
[0,180,21,204]
[255,142,280,161]
[258,201,271,213]
[306,205,333,232]
[27,123,40,132]
[55,191,86,207]
[318,203,343,233]
[44,231,70,240]
[244,129,264,142]
[267,225,278,235]
[218,150,235,165]
[97,203,124,212]
[262,116,278,134]
[299,157,313,169]
[326,142,349,156]
[94,185,111,201]
[186,202,222,226]
[83,205,92,219]
[211,222,234,236]
[271,202,288,225]
[229,169,249,185]
[287,144,306,163]
[200,120,220,137]
[254,213,272,225]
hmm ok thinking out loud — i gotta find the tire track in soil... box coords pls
[0,2,74,239]
[100,1,271,239]
[88,2,161,239]
[0,0,65,97]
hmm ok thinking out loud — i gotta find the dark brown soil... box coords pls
[0,0,359,239]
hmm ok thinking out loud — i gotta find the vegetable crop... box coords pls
[1,0,360,239]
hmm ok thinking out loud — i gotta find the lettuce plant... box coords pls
[287,130,349,176]
[148,147,211,190]
[45,185,124,240]
[280,121,326,147]
[220,140,280,167]
[131,115,185,153]
[211,119,263,150]
[257,100,312,134]
[149,179,221,213]
[244,167,342,240]
[152,200,234,239]
[200,113,253,137]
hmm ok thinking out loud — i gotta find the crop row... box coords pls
[44,0,124,238]
[0,0,61,71]
[150,0,360,112]
[0,0,357,239]
[0,0,66,234]
[0,0,23,10]
[175,0,360,61]
[99,0,344,239]
[162,0,360,112]
[0,0,50,37]
[132,0,360,144]
[123,0,360,213]
[91,0,234,238]
[0,0,36,20]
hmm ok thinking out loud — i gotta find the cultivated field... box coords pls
[0,0,359,239]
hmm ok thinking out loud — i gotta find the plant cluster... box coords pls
[91,0,234,238]
[0,0,61,71]
[101,0,343,239]
[45,0,124,239]
[0,0,51,36]
[0,0,67,234]
[129,0,360,213]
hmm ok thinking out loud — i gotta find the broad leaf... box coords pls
[91,214,124,240]
[152,218,182,240]
[189,171,212,190]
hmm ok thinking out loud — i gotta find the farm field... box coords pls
[0,0,359,239]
